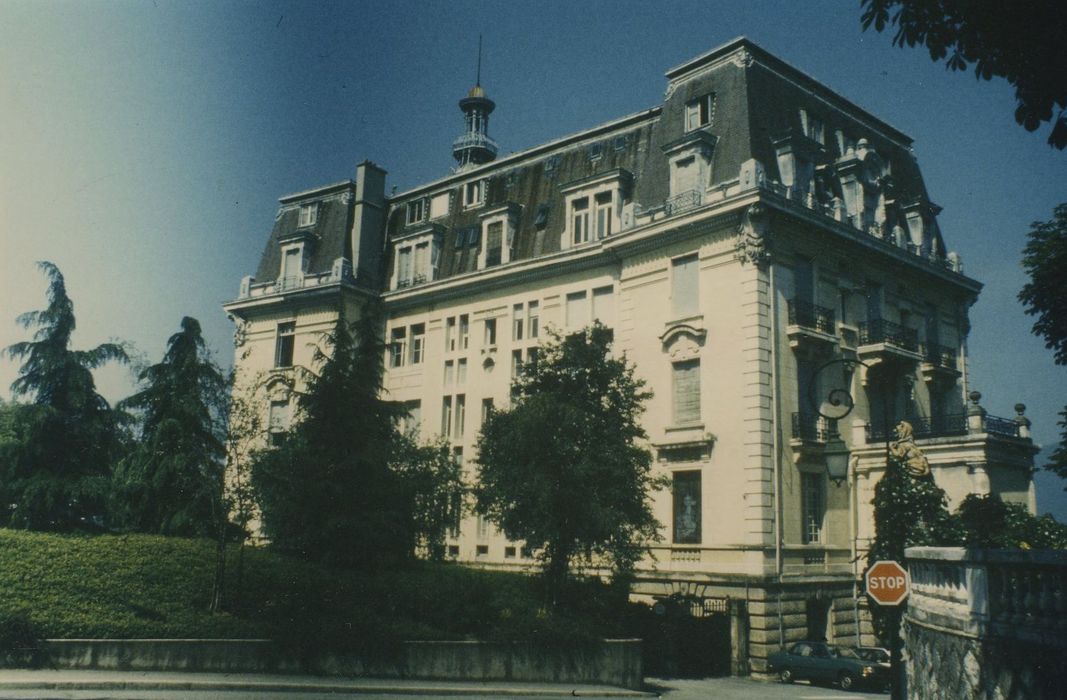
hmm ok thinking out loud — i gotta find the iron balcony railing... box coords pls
[451,132,499,157]
[792,413,836,442]
[787,299,836,335]
[866,413,1019,441]
[923,343,958,369]
[664,189,703,216]
[858,319,919,353]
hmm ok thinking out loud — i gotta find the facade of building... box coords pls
[223,38,1038,672]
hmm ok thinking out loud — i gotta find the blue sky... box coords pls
[2,1,1066,517]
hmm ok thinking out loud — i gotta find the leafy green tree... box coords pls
[475,323,661,604]
[868,450,958,695]
[955,493,1067,549]
[3,262,127,530]
[392,434,465,561]
[860,0,1067,148]
[1019,203,1067,486]
[251,305,412,569]
[113,317,227,537]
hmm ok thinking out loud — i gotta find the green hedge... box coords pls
[0,529,629,647]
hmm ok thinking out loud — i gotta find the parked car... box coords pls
[767,641,890,691]
[854,646,891,669]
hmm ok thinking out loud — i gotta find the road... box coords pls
[0,674,889,700]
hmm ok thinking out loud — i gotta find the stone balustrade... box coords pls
[904,546,1067,699]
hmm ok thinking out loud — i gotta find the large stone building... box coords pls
[224,38,1038,672]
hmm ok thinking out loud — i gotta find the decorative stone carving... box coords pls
[232,317,248,348]
[660,323,707,361]
[731,48,754,68]
[265,374,293,403]
[735,202,771,267]
[889,420,931,478]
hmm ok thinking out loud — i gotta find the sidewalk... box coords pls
[0,669,654,697]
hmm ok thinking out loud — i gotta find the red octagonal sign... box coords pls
[865,560,910,606]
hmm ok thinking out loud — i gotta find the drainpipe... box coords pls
[769,262,786,648]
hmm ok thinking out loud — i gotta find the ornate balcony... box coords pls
[857,318,922,369]
[451,132,498,160]
[790,412,836,462]
[664,189,703,216]
[866,413,969,442]
[786,299,837,355]
[921,342,961,386]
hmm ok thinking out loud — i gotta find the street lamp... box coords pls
[824,433,850,486]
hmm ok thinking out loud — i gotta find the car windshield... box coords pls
[857,648,889,662]
[835,646,860,659]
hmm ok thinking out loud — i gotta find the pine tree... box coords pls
[3,262,127,529]
[113,316,227,536]
[251,305,412,568]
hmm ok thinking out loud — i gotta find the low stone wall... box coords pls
[43,638,644,690]
[904,546,1067,700]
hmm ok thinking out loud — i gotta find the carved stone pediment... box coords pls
[264,373,294,402]
[660,321,707,361]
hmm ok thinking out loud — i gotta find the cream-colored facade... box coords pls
[224,38,1038,673]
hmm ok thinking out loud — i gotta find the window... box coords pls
[454,394,465,439]
[504,546,516,559]
[390,327,407,368]
[464,180,484,208]
[413,243,429,283]
[409,323,425,365]
[671,254,699,318]
[592,286,615,326]
[457,358,467,384]
[566,291,588,328]
[481,398,494,426]
[445,317,456,352]
[448,544,460,557]
[512,303,524,341]
[281,246,303,284]
[686,93,714,131]
[527,301,539,338]
[459,314,470,349]
[484,318,497,347]
[534,204,550,229]
[588,142,603,161]
[406,199,426,225]
[485,221,503,267]
[613,134,630,151]
[802,472,825,544]
[571,197,590,245]
[595,191,613,238]
[672,359,701,424]
[441,396,453,436]
[520,545,534,559]
[511,349,523,381]
[443,360,454,386]
[477,515,490,539]
[397,246,413,287]
[526,347,539,372]
[808,116,825,145]
[268,400,290,446]
[274,322,295,367]
[298,202,317,227]
[399,400,421,434]
[429,192,450,219]
[672,470,702,544]
[447,491,462,538]
[476,544,489,557]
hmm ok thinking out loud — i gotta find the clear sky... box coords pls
[2,1,1066,517]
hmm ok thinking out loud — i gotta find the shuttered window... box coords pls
[671,254,699,318]
[672,470,702,544]
[672,359,701,424]
[566,291,588,328]
[592,286,615,327]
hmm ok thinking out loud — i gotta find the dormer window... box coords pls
[559,169,631,250]
[279,244,306,289]
[391,224,444,290]
[477,202,521,269]
[406,198,426,225]
[429,192,451,219]
[298,203,317,228]
[464,180,484,209]
[685,93,715,131]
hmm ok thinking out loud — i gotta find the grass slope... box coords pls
[0,529,626,644]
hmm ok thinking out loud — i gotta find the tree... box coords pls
[868,447,958,698]
[475,323,661,604]
[3,262,128,529]
[860,1,1067,148]
[391,434,465,561]
[251,305,412,568]
[955,493,1067,549]
[1019,203,1067,485]
[113,317,227,536]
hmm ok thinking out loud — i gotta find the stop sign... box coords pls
[865,560,909,605]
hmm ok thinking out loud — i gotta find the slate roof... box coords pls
[251,38,944,291]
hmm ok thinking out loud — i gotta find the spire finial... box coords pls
[476,35,483,87]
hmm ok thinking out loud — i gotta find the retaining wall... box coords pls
[42,638,643,690]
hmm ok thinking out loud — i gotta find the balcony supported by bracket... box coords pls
[786,299,837,357]
[920,342,962,388]
[857,319,922,382]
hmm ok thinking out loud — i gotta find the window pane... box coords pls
[595,191,613,238]
[672,359,701,424]
[457,358,467,384]
[802,472,825,544]
[443,360,454,386]
[512,303,524,341]
[486,222,503,267]
[390,327,406,368]
[410,323,425,364]
[484,318,496,346]
[672,470,701,544]
[592,286,614,327]
[566,291,588,328]
[275,322,295,367]
[459,315,469,348]
[528,301,539,338]
[454,394,465,439]
[672,254,699,318]
[441,396,452,436]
